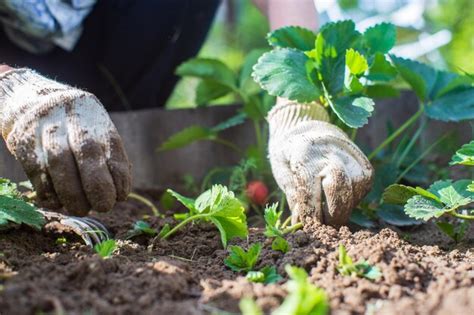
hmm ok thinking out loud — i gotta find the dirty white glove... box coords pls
[0,68,131,215]
[268,100,373,227]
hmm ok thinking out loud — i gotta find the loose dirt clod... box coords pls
[0,200,473,315]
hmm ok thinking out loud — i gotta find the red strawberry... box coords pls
[246,180,269,206]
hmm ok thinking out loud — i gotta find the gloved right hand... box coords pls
[0,67,131,215]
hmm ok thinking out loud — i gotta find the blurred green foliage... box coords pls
[425,0,474,73]
[166,0,269,109]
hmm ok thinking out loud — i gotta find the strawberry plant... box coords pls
[240,265,329,315]
[162,185,248,247]
[224,243,262,272]
[383,139,473,241]
[224,243,282,284]
[264,203,302,253]
[0,178,45,230]
[337,244,381,280]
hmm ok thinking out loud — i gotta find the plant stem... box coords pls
[213,138,243,154]
[283,222,303,234]
[394,120,426,168]
[253,120,265,162]
[161,214,208,240]
[128,192,162,217]
[350,128,358,141]
[395,132,450,183]
[449,210,474,220]
[368,105,424,161]
[281,216,292,229]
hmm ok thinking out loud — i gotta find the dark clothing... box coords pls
[0,0,220,111]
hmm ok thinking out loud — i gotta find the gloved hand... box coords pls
[0,67,131,215]
[268,99,373,227]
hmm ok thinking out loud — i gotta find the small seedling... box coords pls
[125,220,158,239]
[224,243,262,272]
[246,266,282,284]
[94,239,117,259]
[0,178,45,230]
[264,203,302,253]
[241,265,329,315]
[337,244,381,280]
[436,220,469,243]
[162,185,248,247]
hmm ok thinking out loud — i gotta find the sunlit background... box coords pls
[166,0,474,108]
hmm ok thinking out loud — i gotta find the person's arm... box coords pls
[252,0,318,30]
[0,65,131,215]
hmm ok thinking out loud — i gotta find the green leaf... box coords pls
[404,195,446,221]
[349,208,376,228]
[436,220,469,243]
[366,53,397,82]
[390,55,436,101]
[365,84,400,99]
[195,185,248,247]
[176,58,237,89]
[337,244,381,280]
[272,236,290,253]
[252,48,321,103]
[377,205,422,227]
[345,49,368,75]
[126,220,157,239]
[383,184,441,205]
[158,126,214,151]
[211,113,247,132]
[363,23,396,54]
[468,182,474,193]
[239,297,263,315]
[267,26,316,51]
[329,96,374,128]
[425,88,474,122]
[157,223,171,238]
[273,265,329,315]
[246,266,283,284]
[0,178,20,199]
[318,20,361,56]
[224,243,262,272]
[450,140,474,166]
[94,239,116,259]
[437,180,474,207]
[263,203,283,238]
[166,189,197,214]
[354,261,382,280]
[195,80,233,106]
[0,195,45,230]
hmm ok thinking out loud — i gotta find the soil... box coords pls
[0,196,473,315]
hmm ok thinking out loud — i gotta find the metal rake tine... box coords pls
[38,209,111,247]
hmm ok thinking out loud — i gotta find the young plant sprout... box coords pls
[162,185,248,247]
[224,243,262,272]
[240,265,329,315]
[94,239,117,259]
[264,203,302,253]
[337,244,381,280]
[224,243,282,284]
[125,220,158,239]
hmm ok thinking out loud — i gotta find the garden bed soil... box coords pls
[0,197,473,315]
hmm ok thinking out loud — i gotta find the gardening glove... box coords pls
[0,67,131,215]
[268,99,373,227]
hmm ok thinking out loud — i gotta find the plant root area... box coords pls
[1,199,473,315]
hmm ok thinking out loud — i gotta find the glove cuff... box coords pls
[267,100,330,138]
[0,68,89,139]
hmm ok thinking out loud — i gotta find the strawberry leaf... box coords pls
[363,23,396,54]
[176,58,237,90]
[267,26,316,51]
[450,140,474,166]
[404,195,447,220]
[329,96,374,128]
[252,48,321,103]
[383,184,441,205]
[224,243,262,272]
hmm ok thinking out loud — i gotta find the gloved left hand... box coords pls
[268,99,374,227]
